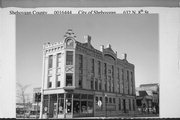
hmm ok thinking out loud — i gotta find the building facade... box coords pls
[40,29,137,118]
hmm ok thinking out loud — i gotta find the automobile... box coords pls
[25,110,40,119]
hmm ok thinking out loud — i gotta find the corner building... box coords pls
[40,29,137,118]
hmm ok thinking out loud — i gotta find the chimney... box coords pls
[122,53,127,60]
[84,35,91,44]
[107,44,111,48]
[100,45,104,52]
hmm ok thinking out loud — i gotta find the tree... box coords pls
[16,82,30,118]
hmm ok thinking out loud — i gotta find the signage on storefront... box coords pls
[98,100,102,107]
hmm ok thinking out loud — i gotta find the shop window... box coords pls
[66,99,72,113]
[48,55,53,69]
[88,95,93,100]
[73,100,80,114]
[95,97,98,104]
[74,94,80,99]
[81,94,87,99]
[58,99,64,114]
[87,101,93,113]
[81,101,87,113]
[66,73,73,86]
[66,51,73,65]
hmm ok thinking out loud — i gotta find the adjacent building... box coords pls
[136,83,159,114]
[40,29,137,118]
[32,87,41,112]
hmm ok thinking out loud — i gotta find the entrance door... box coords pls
[65,93,72,118]
[49,94,57,118]
[123,99,126,113]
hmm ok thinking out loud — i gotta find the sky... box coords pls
[16,14,159,101]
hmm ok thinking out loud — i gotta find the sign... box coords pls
[44,107,47,112]
[98,100,102,107]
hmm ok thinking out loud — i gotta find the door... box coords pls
[123,99,126,113]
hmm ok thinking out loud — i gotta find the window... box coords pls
[58,94,64,114]
[95,97,98,104]
[90,80,94,90]
[99,80,102,91]
[117,68,120,79]
[105,81,107,91]
[109,98,112,103]
[127,71,129,94]
[57,81,60,87]
[98,61,101,77]
[119,98,121,110]
[79,54,83,74]
[66,73,73,86]
[131,72,133,94]
[104,63,107,79]
[91,59,94,73]
[48,55,53,68]
[79,75,83,88]
[112,65,114,78]
[56,75,61,87]
[113,98,116,104]
[133,99,135,111]
[129,99,131,111]
[95,79,98,90]
[66,51,73,65]
[122,69,124,93]
[79,54,83,88]
[48,76,52,88]
[105,97,108,103]
[57,53,61,67]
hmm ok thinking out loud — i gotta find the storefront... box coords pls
[42,92,94,118]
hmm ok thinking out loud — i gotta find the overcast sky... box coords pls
[16,14,158,101]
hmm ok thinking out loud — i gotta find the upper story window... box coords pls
[48,76,52,88]
[57,53,61,67]
[66,73,73,86]
[98,61,101,77]
[66,51,73,65]
[79,54,83,73]
[104,63,107,75]
[48,55,53,69]
[91,58,94,73]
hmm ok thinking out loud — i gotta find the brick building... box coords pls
[40,29,137,118]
